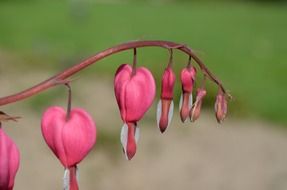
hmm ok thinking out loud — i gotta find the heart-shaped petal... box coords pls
[0,128,20,190]
[41,106,96,167]
[114,64,156,122]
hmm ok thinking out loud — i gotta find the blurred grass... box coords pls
[0,1,286,125]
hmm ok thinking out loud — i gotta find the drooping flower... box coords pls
[41,107,96,190]
[190,88,207,122]
[214,89,228,123]
[114,64,156,160]
[179,66,196,122]
[0,127,20,190]
[156,67,176,133]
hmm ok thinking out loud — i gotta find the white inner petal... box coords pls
[190,105,196,122]
[167,100,174,129]
[63,168,70,190]
[179,93,183,111]
[188,93,193,110]
[156,100,162,129]
[120,123,128,158]
[135,125,140,144]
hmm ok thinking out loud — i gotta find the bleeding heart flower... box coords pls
[41,106,96,189]
[190,88,207,122]
[114,64,156,160]
[41,106,96,167]
[215,89,228,123]
[0,127,20,190]
[156,67,176,133]
[179,66,196,122]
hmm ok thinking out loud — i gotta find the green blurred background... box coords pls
[1,0,287,190]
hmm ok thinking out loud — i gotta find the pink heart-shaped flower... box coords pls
[114,64,156,160]
[0,128,20,190]
[41,106,96,167]
[114,64,156,122]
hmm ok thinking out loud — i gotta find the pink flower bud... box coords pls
[160,67,176,100]
[179,67,196,122]
[215,90,228,123]
[156,67,176,133]
[190,88,207,122]
[41,106,96,167]
[114,64,156,160]
[0,128,20,190]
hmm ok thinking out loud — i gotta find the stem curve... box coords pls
[0,40,227,106]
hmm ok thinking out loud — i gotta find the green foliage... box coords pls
[0,1,286,125]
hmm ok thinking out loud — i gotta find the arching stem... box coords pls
[0,40,229,106]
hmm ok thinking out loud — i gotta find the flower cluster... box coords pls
[0,44,229,190]
[114,51,228,160]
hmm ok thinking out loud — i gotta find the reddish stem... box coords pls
[0,40,228,106]
[187,55,192,69]
[131,48,137,77]
[167,48,173,68]
[65,83,72,121]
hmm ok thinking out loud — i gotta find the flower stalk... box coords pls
[65,83,72,121]
[0,40,229,107]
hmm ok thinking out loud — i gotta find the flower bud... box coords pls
[179,67,196,122]
[215,90,228,123]
[0,128,20,190]
[114,64,156,160]
[190,88,206,122]
[156,67,176,133]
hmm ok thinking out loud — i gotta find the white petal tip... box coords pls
[63,168,70,190]
[121,123,139,160]
[179,93,183,111]
[120,123,128,155]
[166,100,174,130]
[188,93,193,110]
